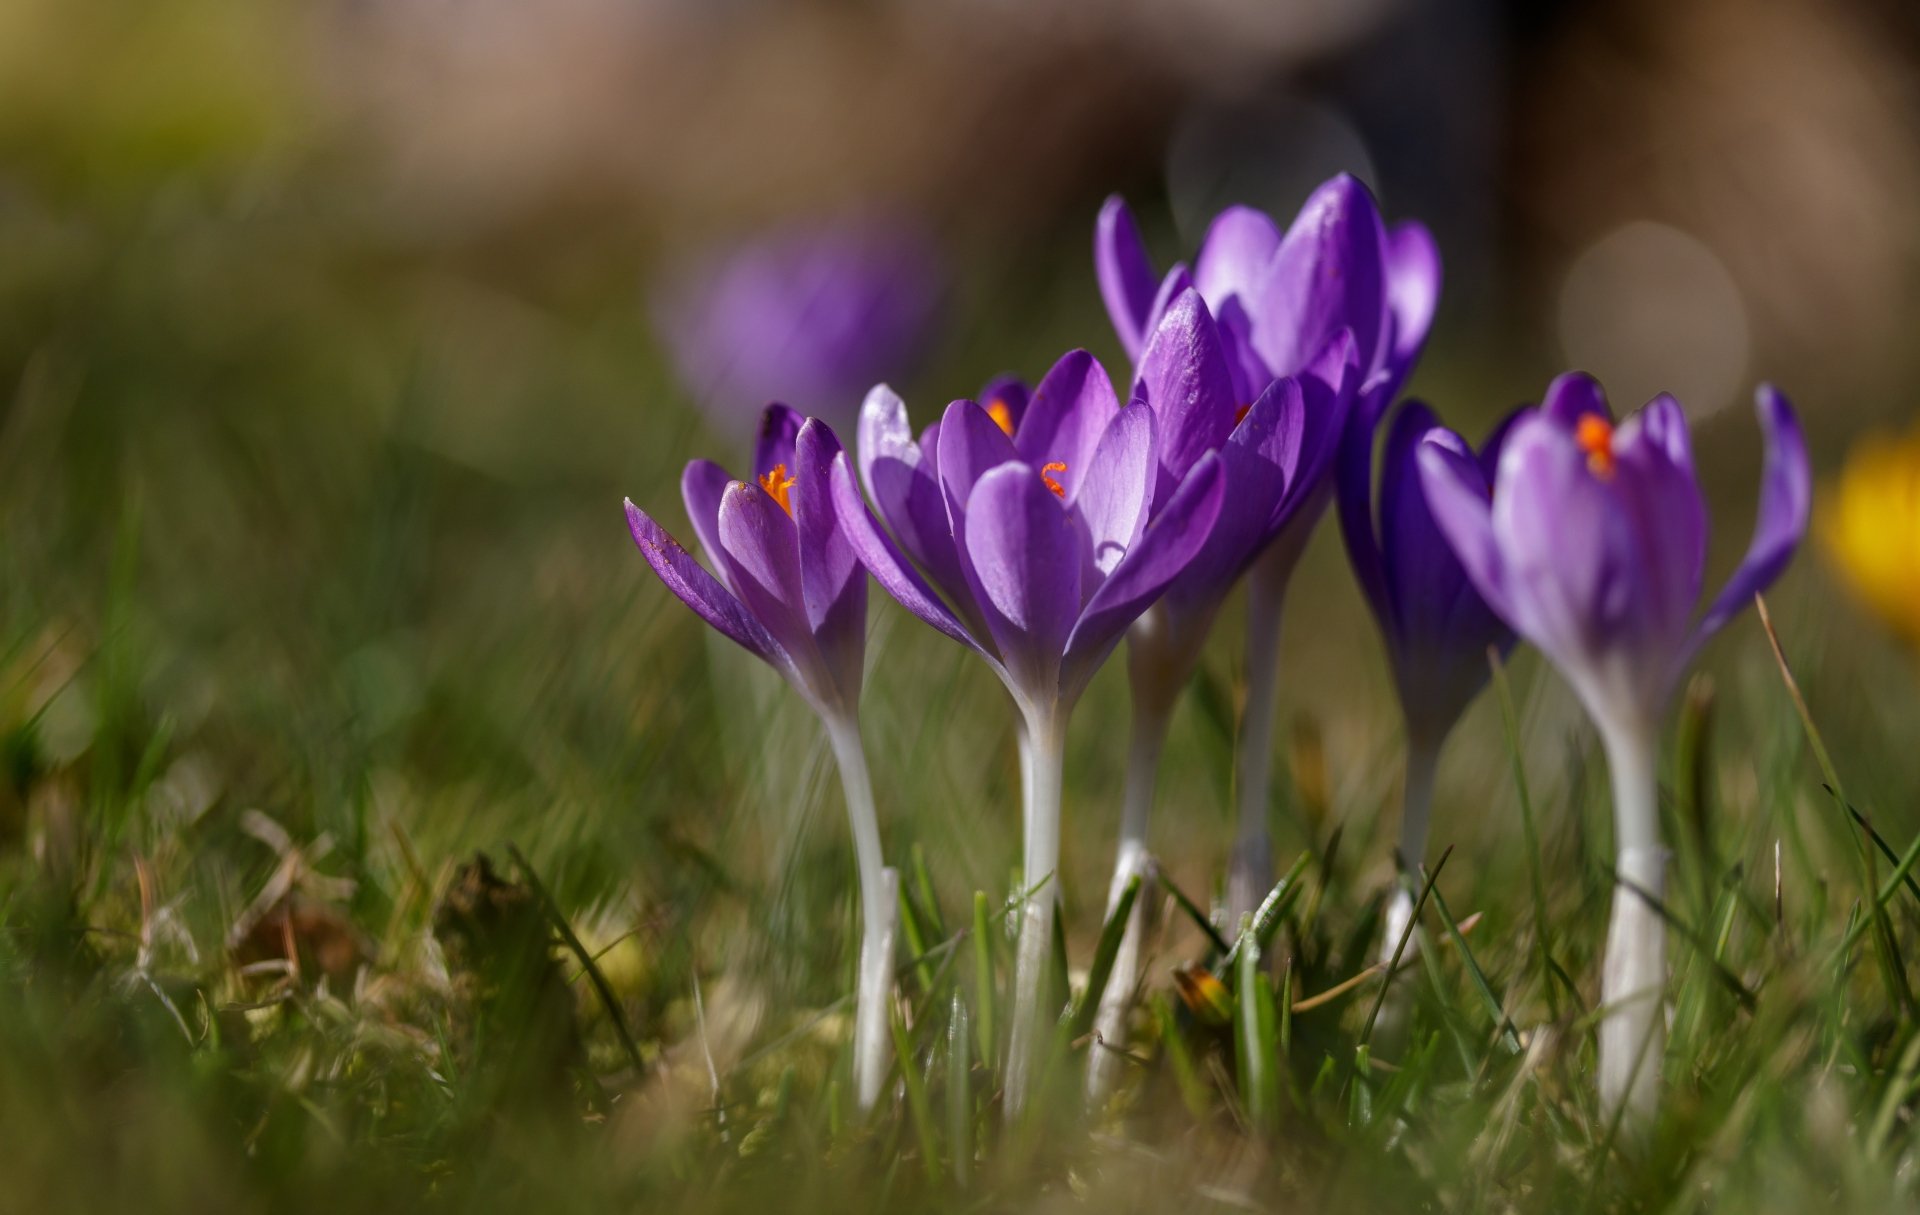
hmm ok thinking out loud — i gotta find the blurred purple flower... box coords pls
[653,220,944,427]
[623,402,897,1114]
[1338,399,1519,745]
[1418,372,1810,1120]
[1418,374,1809,735]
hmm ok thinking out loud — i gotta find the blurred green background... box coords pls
[1,0,1919,1207]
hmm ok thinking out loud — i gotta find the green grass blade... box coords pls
[1066,874,1140,1040]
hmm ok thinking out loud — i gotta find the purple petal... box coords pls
[856,385,975,613]
[1165,377,1305,618]
[1379,401,1458,637]
[1013,350,1119,502]
[1253,175,1390,380]
[1132,290,1238,498]
[1687,385,1812,653]
[1070,402,1156,586]
[681,459,736,590]
[1382,220,1441,386]
[1096,196,1159,360]
[1540,371,1610,431]
[625,498,788,669]
[793,419,868,708]
[1143,265,1195,352]
[1193,206,1282,309]
[940,398,1021,530]
[714,481,821,680]
[964,463,1084,699]
[1417,433,1514,626]
[830,451,991,659]
[1612,397,1706,651]
[1060,452,1227,703]
[1271,329,1360,528]
[754,402,804,482]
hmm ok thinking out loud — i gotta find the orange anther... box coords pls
[987,398,1016,437]
[1576,414,1616,478]
[758,463,797,514]
[1041,461,1068,498]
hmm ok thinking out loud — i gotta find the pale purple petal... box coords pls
[1060,452,1227,703]
[830,452,991,659]
[1143,266,1194,359]
[714,481,821,678]
[680,459,736,590]
[856,385,974,612]
[1687,384,1811,653]
[1132,290,1238,500]
[1612,398,1706,650]
[625,498,789,670]
[793,419,867,709]
[1193,206,1282,309]
[754,402,803,481]
[964,463,1084,699]
[1096,196,1159,360]
[1383,221,1441,381]
[1626,392,1694,474]
[1070,402,1156,587]
[1253,175,1390,380]
[1013,350,1119,502]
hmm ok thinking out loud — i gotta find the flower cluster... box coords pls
[624,177,1811,1122]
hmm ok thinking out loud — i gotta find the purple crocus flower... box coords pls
[831,352,1228,1114]
[1418,373,1811,1120]
[623,403,899,1113]
[1096,175,1441,928]
[652,219,943,430]
[1337,398,1520,962]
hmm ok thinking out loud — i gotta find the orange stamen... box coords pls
[1041,461,1068,498]
[758,463,797,514]
[986,397,1016,437]
[1576,414,1616,478]
[1234,403,1252,426]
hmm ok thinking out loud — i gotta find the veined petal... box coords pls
[715,480,821,678]
[625,499,789,671]
[1144,265,1195,352]
[1193,206,1282,310]
[793,419,867,709]
[1096,196,1159,360]
[1687,384,1812,654]
[1014,350,1118,502]
[940,397,1022,530]
[754,402,804,482]
[1133,290,1238,498]
[1167,378,1304,617]
[964,463,1084,700]
[1254,174,1389,380]
[681,459,736,591]
[830,452,993,660]
[1060,452,1227,704]
[856,384,975,613]
[1070,402,1156,586]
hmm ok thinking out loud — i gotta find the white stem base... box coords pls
[1226,541,1297,931]
[1086,845,1152,1106]
[1005,712,1066,1120]
[1599,844,1667,1123]
[852,867,900,1113]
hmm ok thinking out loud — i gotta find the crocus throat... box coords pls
[1577,415,1617,479]
[987,398,1016,438]
[1041,461,1068,498]
[758,464,797,514]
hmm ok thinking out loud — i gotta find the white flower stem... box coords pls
[1086,697,1171,1104]
[824,713,899,1115]
[1595,714,1666,1124]
[1228,546,1295,930]
[1005,705,1067,1121]
[1378,734,1440,966]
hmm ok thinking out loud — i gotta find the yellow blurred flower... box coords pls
[1822,427,1920,644]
